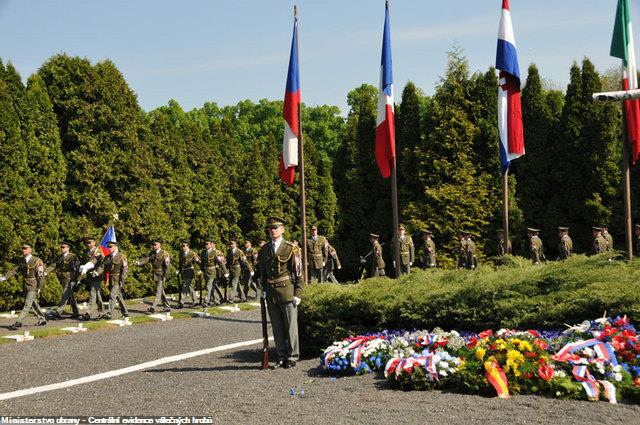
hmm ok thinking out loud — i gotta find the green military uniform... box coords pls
[465,236,477,270]
[593,227,608,255]
[528,228,545,265]
[557,227,573,260]
[602,228,614,252]
[227,245,253,302]
[306,227,329,283]
[201,246,228,306]
[368,234,385,277]
[46,245,81,319]
[136,247,171,312]
[420,231,436,269]
[497,231,512,256]
[1,244,47,329]
[393,225,415,275]
[178,246,200,307]
[457,236,468,269]
[258,216,303,367]
[80,243,105,319]
[94,243,129,319]
[242,245,259,299]
[323,244,341,283]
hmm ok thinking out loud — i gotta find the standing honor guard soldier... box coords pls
[366,233,385,277]
[93,241,129,319]
[46,240,81,320]
[323,244,341,283]
[79,237,106,320]
[177,242,200,308]
[393,224,415,275]
[258,216,303,369]
[528,228,545,265]
[457,232,468,269]
[557,227,573,260]
[593,227,608,254]
[135,239,171,313]
[0,242,47,330]
[602,225,614,252]
[243,240,259,299]
[497,229,512,256]
[464,232,477,270]
[201,240,228,307]
[227,240,253,302]
[420,229,437,269]
[306,225,329,283]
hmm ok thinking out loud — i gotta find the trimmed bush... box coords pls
[299,254,640,357]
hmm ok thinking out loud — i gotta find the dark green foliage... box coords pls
[299,254,640,357]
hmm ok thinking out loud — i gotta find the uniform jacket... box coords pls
[46,252,80,283]
[530,236,545,264]
[179,249,200,280]
[95,251,128,287]
[594,235,608,254]
[368,241,385,275]
[227,248,252,276]
[307,235,329,269]
[4,255,46,292]
[394,235,415,266]
[421,238,436,268]
[201,248,228,278]
[138,249,170,281]
[558,235,573,260]
[258,239,302,305]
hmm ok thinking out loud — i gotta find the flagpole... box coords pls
[621,62,634,261]
[502,169,509,255]
[294,4,308,284]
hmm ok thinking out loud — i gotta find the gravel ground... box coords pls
[0,308,639,424]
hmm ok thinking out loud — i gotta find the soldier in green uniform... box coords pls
[227,240,253,303]
[393,224,415,275]
[92,241,129,319]
[242,240,259,299]
[177,242,200,308]
[323,244,341,283]
[135,240,172,313]
[46,240,81,320]
[528,228,545,265]
[420,230,436,269]
[457,232,468,269]
[79,237,106,320]
[464,232,477,270]
[557,227,573,260]
[200,240,228,307]
[258,216,303,369]
[592,226,608,254]
[497,229,512,256]
[306,226,329,283]
[602,225,614,252]
[0,243,47,330]
[365,234,385,277]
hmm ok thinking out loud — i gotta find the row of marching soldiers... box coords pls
[0,227,342,330]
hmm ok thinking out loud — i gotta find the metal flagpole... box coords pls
[620,66,634,261]
[295,4,309,284]
[502,169,510,255]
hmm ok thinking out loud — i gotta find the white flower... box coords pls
[439,370,448,377]
[583,347,595,358]
[612,365,622,373]
[438,361,449,369]
[553,370,567,379]
[613,373,623,382]
[596,362,606,374]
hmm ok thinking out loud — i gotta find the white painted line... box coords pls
[0,336,272,401]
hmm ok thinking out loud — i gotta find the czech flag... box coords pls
[280,13,300,186]
[99,225,116,256]
[611,0,640,164]
[375,0,396,179]
[496,0,524,174]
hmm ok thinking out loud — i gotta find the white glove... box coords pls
[410,262,413,267]
[197,270,202,276]
[175,270,180,276]
[250,271,254,277]
[261,289,266,299]
[135,261,141,266]
[82,262,95,273]
[393,261,396,267]
[90,271,98,277]
[224,273,229,278]
[0,276,5,282]
[337,266,342,270]
[44,271,48,277]
[322,262,325,267]
[293,296,301,307]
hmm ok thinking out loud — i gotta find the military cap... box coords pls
[150,237,161,244]
[107,241,118,247]
[369,233,380,239]
[266,216,286,228]
[60,240,73,247]
[84,237,96,243]
[635,223,640,230]
[310,225,318,231]
[21,242,32,249]
[527,227,540,233]
[398,224,405,230]
[592,226,603,232]
[181,241,190,246]
[497,229,504,233]
[422,229,432,235]
[557,226,569,232]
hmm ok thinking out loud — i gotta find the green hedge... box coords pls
[299,254,640,357]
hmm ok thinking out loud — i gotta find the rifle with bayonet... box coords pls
[357,242,385,282]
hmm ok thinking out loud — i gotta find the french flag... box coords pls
[280,14,300,186]
[496,0,524,174]
[375,0,396,179]
[100,225,116,256]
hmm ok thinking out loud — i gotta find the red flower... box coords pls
[534,339,548,350]
[527,330,541,338]
[615,315,630,327]
[479,330,493,339]
[612,335,627,351]
[466,337,478,349]
[523,372,534,379]
[537,362,554,382]
[525,351,538,359]
[622,329,638,343]
[600,326,618,339]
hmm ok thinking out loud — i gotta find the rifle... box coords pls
[357,242,385,282]
[259,285,270,369]
[198,271,204,307]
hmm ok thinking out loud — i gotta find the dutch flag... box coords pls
[496,0,524,174]
[375,0,396,179]
[280,13,300,186]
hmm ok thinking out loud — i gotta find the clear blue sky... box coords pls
[0,0,637,114]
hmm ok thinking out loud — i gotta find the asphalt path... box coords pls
[0,309,640,424]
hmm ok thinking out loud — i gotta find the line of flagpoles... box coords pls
[279,0,640,280]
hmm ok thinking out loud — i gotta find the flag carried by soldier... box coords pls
[280,11,301,186]
[496,0,524,173]
[611,0,640,163]
[100,225,116,256]
[375,0,396,179]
